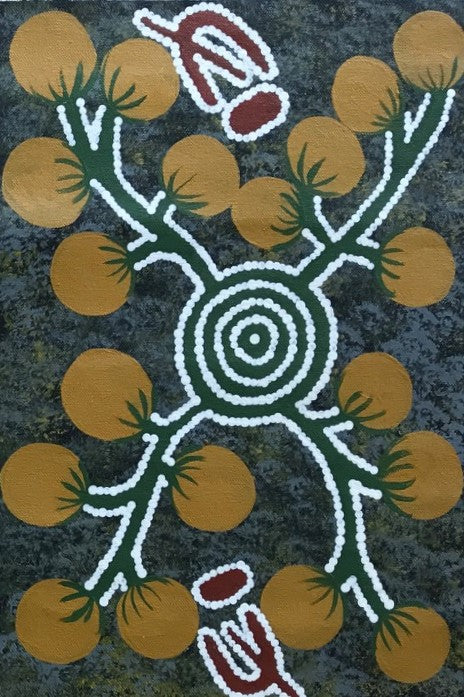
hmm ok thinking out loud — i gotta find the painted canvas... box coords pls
[0,2,463,696]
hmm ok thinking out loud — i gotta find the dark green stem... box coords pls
[300,90,448,285]
[63,102,217,284]
[290,409,388,620]
[83,405,203,599]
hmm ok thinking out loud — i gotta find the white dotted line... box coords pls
[89,178,153,238]
[347,480,394,615]
[83,501,136,594]
[133,250,204,292]
[164,205,220,278]
[87,434,159,497]
[75,98,106,151]
[191,560,254,610]
[150,396,201,425]
[331,131,394,244]
[56,105,76,146]
[313,195,336,239]
[357,89,455,247]
[99,572,128,608]
[404,92,431,144]
[130,474,169,577]
[295,405,340,420]
[323,422,379,475]
[113,116,165,217]
[340,575,378,624]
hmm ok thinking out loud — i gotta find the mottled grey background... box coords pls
[0,0,463,695]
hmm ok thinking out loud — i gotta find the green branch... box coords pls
[61,102,217,285]
[291,410,389,620]
[300,90,449,285]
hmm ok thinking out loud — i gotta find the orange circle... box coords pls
[375,606,450,683]
[261,565,343,649]
[393,11,464,90]
[172,445,256,531]
[383,431,463,519]
[2,138,88,228]
[1,443,83,526]
[232,177,301,249]
[61,348,153,440]
[287,116,365,197]
[16,579,100,664]
[381,227,455,307]
[116,580,199,658]
[338,352,412,429]
[332,56,401,133]
[50,232,132,316]
[162,135,240,216]
[103,39,179,120]
[10,11,97,100]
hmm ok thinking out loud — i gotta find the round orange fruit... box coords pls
[231,177,301,249]
[338,352,412,430]
[382,431,463,519]
[16,578,100,664]
[61,348,153,440]
[10,11,97,101]
[162,135,240,216]
[375,606,450,683]
[1,443,85,526]
[332,56,401,133]
[393,11,464,90]
[116,579,199,658]
[380,227,455,307]
[50,232,132,316]
[103,39,179,120]
[287,116,365,197]
[260,565,343,650]
[172,445,256,532]
[2,138,88,228]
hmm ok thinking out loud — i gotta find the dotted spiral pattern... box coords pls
[193,281,316,406]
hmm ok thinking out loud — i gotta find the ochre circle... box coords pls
[50,232,131,316]
[384,431,463,519]
[375,606,451,683]
[260,565,344,649]
[332,56,401,133]
[231,177,300,249]
[1,443,83,526]
[172,445,256,531]
[287,116,365,196]
[2,137,88,228]
[10,11,97,100]
[338,352,412,429]
[103,39,179,120]
[116,580,199,658]
[16,579,100,664]
[61,348,153,441]
[162,135,240,216]
[381,227,455,307]
[393,11,464,89]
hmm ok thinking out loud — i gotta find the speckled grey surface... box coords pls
[0,1,463,695]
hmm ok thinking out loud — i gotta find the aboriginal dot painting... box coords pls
[0,2,463,696]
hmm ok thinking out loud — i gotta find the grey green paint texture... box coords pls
[1,1,464,695]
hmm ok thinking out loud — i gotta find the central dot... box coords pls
[249,333,260,345]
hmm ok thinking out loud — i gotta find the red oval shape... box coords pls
[229,90,283,136]
[200,568,248,602]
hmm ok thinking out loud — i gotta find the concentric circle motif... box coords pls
[192,281,317,406]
